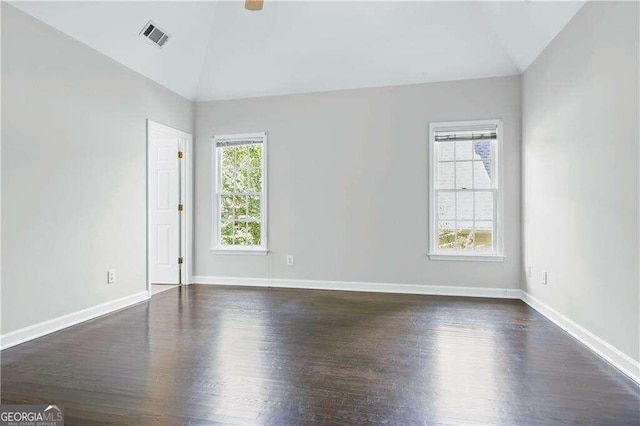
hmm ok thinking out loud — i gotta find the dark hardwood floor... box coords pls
[2,285,639,425]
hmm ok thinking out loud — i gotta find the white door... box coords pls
[150,137,181,284]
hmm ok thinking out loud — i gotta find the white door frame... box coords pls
[147,119,193,297]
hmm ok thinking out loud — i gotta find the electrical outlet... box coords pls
[286,255,294,266]
[526,266,532,278]
[542,271,548,285]
[107,269,116,284]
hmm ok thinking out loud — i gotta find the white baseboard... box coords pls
[1,291,149,350]
[3,276,638,385]
[520,291,640,384]
[192,275,522,299]
[193,275,639,384]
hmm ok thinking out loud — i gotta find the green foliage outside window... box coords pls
[219,144,263,246]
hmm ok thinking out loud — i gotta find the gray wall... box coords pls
[1,5,193,333]
[522,1,639,362]
[195,76,522,288]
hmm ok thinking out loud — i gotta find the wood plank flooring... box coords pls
[2,285,639,425]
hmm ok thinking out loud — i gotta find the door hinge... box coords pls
[178,257,184,265]
[178,151,183,159]
[178,204,184,212]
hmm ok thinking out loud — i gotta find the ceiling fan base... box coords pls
[245,0,264,11]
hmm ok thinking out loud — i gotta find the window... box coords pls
[212,132,267,254]
[428,120,504,261]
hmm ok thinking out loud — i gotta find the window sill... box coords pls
[427,253,505,262]
[210,248,269,256]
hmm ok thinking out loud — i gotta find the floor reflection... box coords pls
[433,322,501,422]
[209,301,267,421]
[2,286,638,424]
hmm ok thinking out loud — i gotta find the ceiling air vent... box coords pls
[140,21,170,48]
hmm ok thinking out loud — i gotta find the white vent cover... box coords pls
[140,21,170,48]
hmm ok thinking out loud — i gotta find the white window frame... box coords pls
[428,119,505,262]
[211,132,268,255]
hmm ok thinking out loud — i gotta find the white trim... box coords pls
[209,249,269,256]
[521,291,640,384]
[192,276,520,299]
[190,275,639,384]
[427,253,505,262]
[1,291,149,350]
[146,120,193,289]
[2,271,636,386]
[428,119,504,259]
[182,134,194,285]
[211,131,268,252]
[147,119,191,140]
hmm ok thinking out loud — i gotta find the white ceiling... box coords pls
[11,1,584,101]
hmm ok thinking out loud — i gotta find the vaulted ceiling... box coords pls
[11,1,584,101]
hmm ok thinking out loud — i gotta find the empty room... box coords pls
[1,0,638,424]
